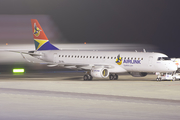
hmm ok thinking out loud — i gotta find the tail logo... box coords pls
[33,23,41,37]
[116,54,123,65]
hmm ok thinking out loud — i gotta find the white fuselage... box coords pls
[34,50,177,73]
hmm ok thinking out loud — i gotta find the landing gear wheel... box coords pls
[88,75,93,81]
[156,78,161,81]
[109,74,114,80]
[113,74,118,80]
[83,74,93,81]
[83,75,89,81]
[172,77,176,81]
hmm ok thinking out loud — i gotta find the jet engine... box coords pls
[91,68,109,78]
[129,72,147,77]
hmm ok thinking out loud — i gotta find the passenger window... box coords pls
[141,58,143,60]
[96,56,98,58]
[107,57,109,59]
[59,55,61,57]
[86,56,88,58]
[93,56,95,58]
[131,57,133,60]
[83,56,85,58]
[71,55,73,58]
[104,56,105,59]
[62,55,64,57]
[114,57,116,59]
[111,57,113,59]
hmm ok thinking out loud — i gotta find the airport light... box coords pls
[13,68,25,73]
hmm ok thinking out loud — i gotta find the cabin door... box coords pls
[148,56,153,67]
[53,53,58,63]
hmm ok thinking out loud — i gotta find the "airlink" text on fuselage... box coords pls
[123,60,141,64]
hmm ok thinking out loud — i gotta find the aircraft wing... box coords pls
[4,50,42,56]
[1,49,116,70]
[61,63,115,70]
[0,49,41,56]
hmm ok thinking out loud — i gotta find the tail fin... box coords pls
[31,19,59,51]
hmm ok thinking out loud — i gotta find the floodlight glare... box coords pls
[13,68,25,73]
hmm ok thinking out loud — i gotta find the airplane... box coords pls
[14,19,178,81]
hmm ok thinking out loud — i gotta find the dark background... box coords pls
[0,0,180,57]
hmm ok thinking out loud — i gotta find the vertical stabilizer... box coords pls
[31,19,59,51]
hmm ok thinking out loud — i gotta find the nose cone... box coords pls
[170,62,178,71]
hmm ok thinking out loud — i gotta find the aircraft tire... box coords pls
[156,78,160,81]
[114,74,118,80]
[88,75,93,81]
[83,75,89,81]
[109,74,114,80]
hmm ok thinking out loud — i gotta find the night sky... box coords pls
[0,0,180,57]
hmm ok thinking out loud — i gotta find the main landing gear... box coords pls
[83,73,118,81]
[83,74,93,81]
[109,74,118,80]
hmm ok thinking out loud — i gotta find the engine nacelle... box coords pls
[129,72,147,77]
[91,68,109,78]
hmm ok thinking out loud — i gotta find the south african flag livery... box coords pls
[31,19,59,51]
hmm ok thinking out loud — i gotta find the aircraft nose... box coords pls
[171,63,178,71]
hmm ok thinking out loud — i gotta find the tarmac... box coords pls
[0,72,180,120]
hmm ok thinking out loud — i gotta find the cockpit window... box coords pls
[157,57,170,61]
[163,57,170,60]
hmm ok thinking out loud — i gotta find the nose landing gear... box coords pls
[156,72,178,81]
[156,77,161,81]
